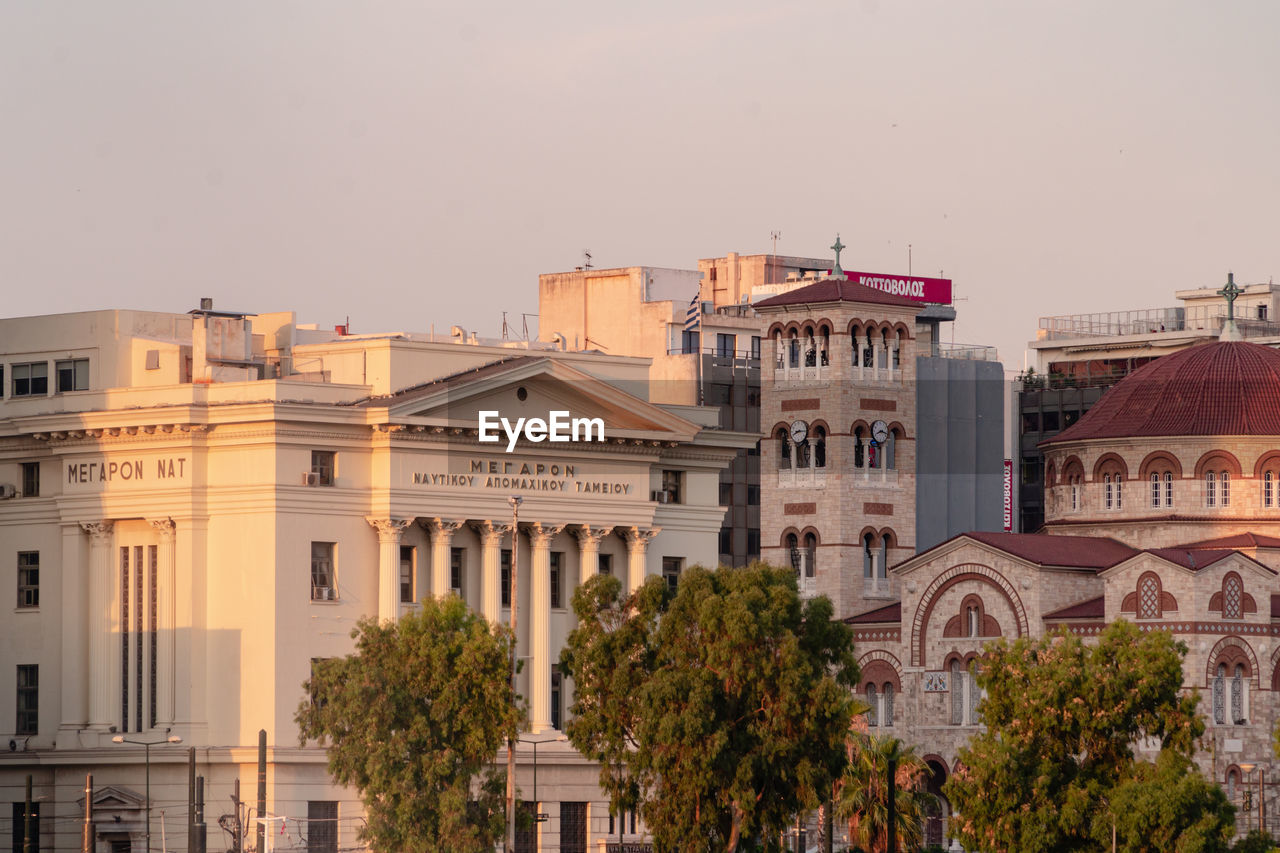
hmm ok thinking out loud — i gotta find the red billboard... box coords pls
[840,270,952,305]
[1003,459,1014,532]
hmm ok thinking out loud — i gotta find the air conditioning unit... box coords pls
[302,472,320,486]
[651,490,670,504]
[0,484,16,499]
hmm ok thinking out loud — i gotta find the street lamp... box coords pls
[505,495,522,853]
[517,733,569,824]
[112,731,182,853]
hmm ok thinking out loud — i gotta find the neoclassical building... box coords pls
[852,337,1280,844]
[0,305,749,852]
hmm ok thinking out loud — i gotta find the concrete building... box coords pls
[853,333,1280,844]
[0,304,750,852]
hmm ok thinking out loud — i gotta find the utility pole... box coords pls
[188,747,196,853]
[256,730,267,853]
[23,774,32,853]
[887,758,897,853]
[83,774,94,853]
[505,495,522,853]
[193,775,207,853]
[231,778,244,852]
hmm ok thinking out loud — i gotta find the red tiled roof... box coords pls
[1043,596,1105,620]
[1177,533,1280,550]
[962,531,1137,570]
[753,278,921,310]
[843,602,901,624]
[1045,341,1280,443]
[1144,548,1235,571]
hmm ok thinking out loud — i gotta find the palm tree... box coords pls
[834,734,930,853]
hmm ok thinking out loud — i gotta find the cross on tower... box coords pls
[1218,272,1244,322]
[831,234,846,276]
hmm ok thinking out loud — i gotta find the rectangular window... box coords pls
[681,329,700,355]
[551,665,563,730]
[661,469,683,504]
[17,552,38,609]
[662,557,682,592]
[399,545,415,604]
[598,553,612,576]
[16,665,37,735]
[311,542,336,601]
[55,358,89,392]
[20,463,38,498]
[307,801,338,853]
[560,802,587,853]
[12,363,48,398]
[501,549,512,607]
[716,333,736,357]
[550,551,564,609]
[11,801,39,853]
[750,336,762,360]
[746,528,760,557]
[450,547,464,593]
[719,481,733,506]
[310,450,335,486]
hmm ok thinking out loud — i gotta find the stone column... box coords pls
[528,522,564,732]
[473,520,512,623]
[574,525,609,586]
[423,518,464,597]
[60,523,88,734]
[368,518,413,622]
[621,526,661,595]
[81,521,115,730]
[149,518,177,726]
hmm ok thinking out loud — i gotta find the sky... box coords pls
[3,1,1278,371]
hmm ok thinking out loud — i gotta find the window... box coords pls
[20,463,38,498]
[1150,473,1160,508]
[11,801,39,853]
[1205,472,1217,507]
[776,427,791,470]
[560,801,587,853]
[399,545,415,604]
[550,551,564,609]
[865,684,878,726]
[311,542,336,601]
[1223,574,1243,620]
[310,450,335,486]
[1138,573,1161,620]
[802,533,817,579]
[750,336,761,360]
[1214,664,1226,725]
[716,333,736,358]
[681,329,700,355]
[598,552,611,576]
[719,481,733,506]
[501,549,512,606]
[812,426,826,468]
[1164,471,1173,507]
[307,801,338,853]
[746,484,760,505]
[1222,471,1231,506]
[787,533,801,576]
[16,664,37,735]
[662,557,682,592]
[1232,664,1247,724]
[950,660,965,725]
[551,665,563,730]
[661,470,683,504]
[967,605,979,637]
[12,363,47,397]
[55,358,89,392]
[1267,471,1276,508]
[17,552,38,608]
[450,547,465,593]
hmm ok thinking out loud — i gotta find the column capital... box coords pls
[620,526,661,550]
[573,524,610,547]
[148,517,177,539]
[471,520,513,546]
[366,517,414,543]
[527,521,566,548]
[80,521,115,543]
[421,518,465,542]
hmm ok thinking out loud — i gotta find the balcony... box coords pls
[775,467,828,489]
[863,577,894,599]
[851,467,899,487]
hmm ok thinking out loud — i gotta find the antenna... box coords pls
[771,231,781,256]
[583,250,593,270]
[908,244,912,276]
[501,312,509,340]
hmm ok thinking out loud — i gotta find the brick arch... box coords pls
[1138,450,1183,479]
[1059,454,1085,480]
[1206,636,1260,688]
[813,318,835,334]
[887,420,907,437]
[1092,452,1129,481]
[850,419,872,434]
[911,563,1029,667]
[1120,570,1178,618]
[767,322,786,337]
[892,321,912,340]
[879,528,899,550]
[847,318,867,336]
[798,525,822,543]
[783,322,803,336]
[858,650,903,691]
[800,321,819,337]
[1045,461,1057,489]
[1208,571,1257,618]
[770,421,793,436]
[1194,450,1243,479]
[858,527,881,547]
[1254,450,1280,478]
[808,418,832,434]
[778,527,802,547]
[943,593,1003,638]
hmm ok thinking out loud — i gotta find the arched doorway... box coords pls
[923,757,950,847]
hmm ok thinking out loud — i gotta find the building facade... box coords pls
[0,305,749,852]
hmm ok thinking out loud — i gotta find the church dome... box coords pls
[1046,340,1280,443]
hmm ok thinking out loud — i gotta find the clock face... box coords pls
[790,420,809,444]
[871,420,889,444]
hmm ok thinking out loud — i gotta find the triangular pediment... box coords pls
[80,785,145,810]
[374,357,700,441]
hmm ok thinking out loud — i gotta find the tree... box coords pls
[834,733,931,853]
[946,620,1221,853]
[295,595,521,853]
[1102,750,1234,853]
[561,564,860,852]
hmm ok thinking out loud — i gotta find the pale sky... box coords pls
[3,1,1277,370]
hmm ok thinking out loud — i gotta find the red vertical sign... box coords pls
[1003,459,1014,532]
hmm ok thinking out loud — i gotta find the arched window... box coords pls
[968,661,982,724]
[802,532,817,579]
[819,326,830,366]
[1104,474,1114,510]
[795,435,811,469]
[1068,473,1082,512]
[884,428,898,470]
[786,533,800,576]
[892,331,903,369]
[773,330,784,368]
[853,426,867,469]
[1150,473,1160,508]
[788,330,800,368]
[1227,767,1240,802]
[862,329,874,368]
[967,605,979,637]
[1213,663,1226,725]
[1205,471,1217,507]
[883,682,894,727]
[812,426,826,469]
[776,427,791,470]
[1231,664,1246,724]
[862,533,882,579]
[803,330,817,367]
[1164,471,1173,507]
[950,659,964,725]
[1266,470,1276,508]
[1138,574,1161,620]
[879,537,889,578]
[1223,574,1243,620]
[865,683,878,727]
[1221,471,1231,506]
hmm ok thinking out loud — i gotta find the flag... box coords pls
[684,294,701,332]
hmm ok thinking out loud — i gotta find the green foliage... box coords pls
[561,564,860,853]
[1101,750,1234,853]
[295,596,521,853]
[946,620,1213,853]
[834,734,932,853]
[1232,830,1277,853]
